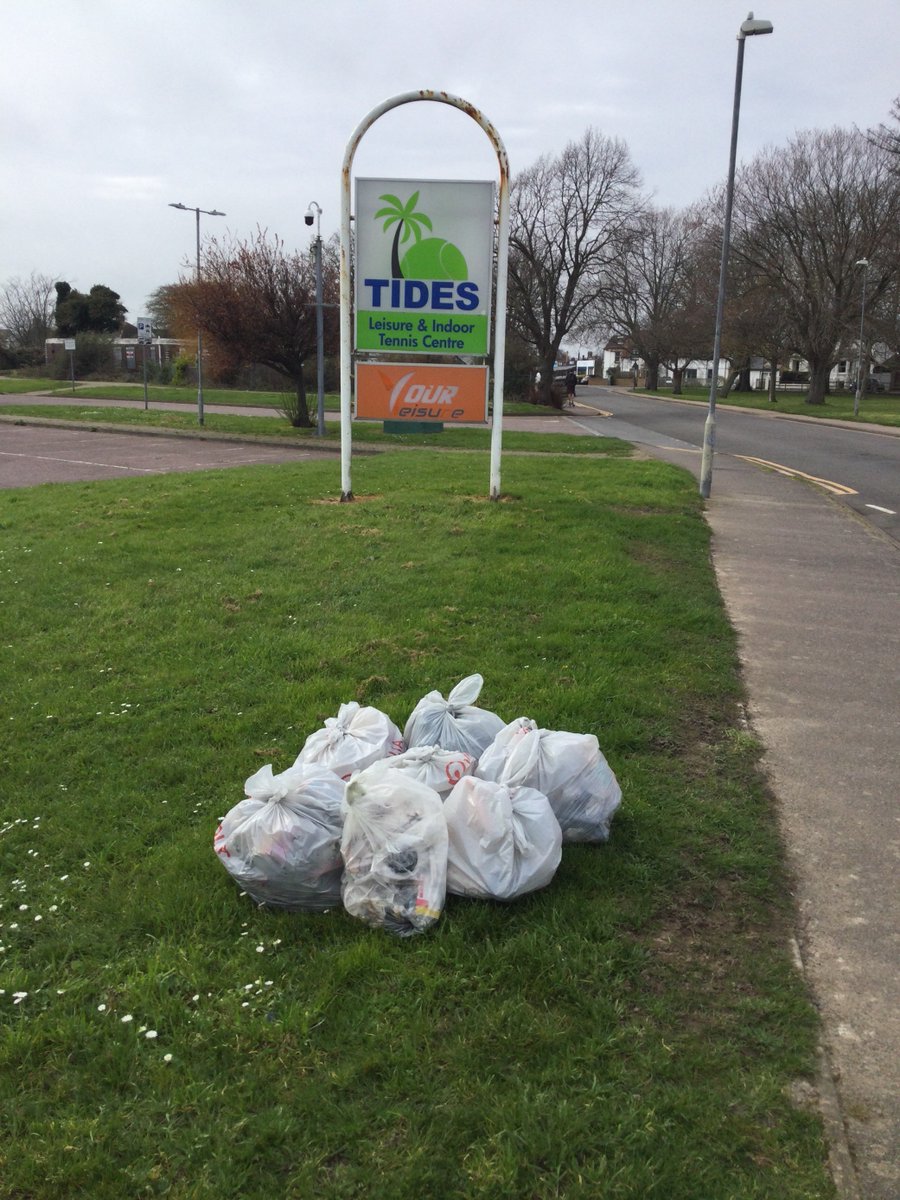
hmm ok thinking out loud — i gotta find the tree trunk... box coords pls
[645,357,660,391]
[535,360,555,407]
[805,359,830,405]
[768,357,778,403]
[672,366,683,396]
[293,376,312,427]
[277,366,313,427]
[721,367,739,397]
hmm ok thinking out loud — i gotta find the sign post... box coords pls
[137,318,153,410]
[340,92,510,501]
[64,338,76,392]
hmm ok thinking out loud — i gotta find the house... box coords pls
[45,337,189,371]
[600,339,896,392]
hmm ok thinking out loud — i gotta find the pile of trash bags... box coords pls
[214,674,622,937]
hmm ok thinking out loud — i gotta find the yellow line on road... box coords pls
[735,455,858,496]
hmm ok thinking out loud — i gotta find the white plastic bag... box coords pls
[403,674,504,758]
[214,763,346,910]
[294,701,405,780]
[341,771,448,937]
[361,743,476,799]
[476,718,622,843]
[444,775,562,901]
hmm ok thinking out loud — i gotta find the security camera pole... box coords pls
[306,202,326,437]
[699,13,773,498]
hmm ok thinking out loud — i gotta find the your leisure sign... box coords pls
[355,178,494,356]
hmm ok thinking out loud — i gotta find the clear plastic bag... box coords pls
[444,775,562,900]
[476,717,622,843]
[294,701,405,780]
[403,673,504,758]
[214,763,346,910]
[341,771,448,937]
[360,743,476,799]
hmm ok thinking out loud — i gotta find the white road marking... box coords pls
[0,451,155,472]
[865,504,896,515]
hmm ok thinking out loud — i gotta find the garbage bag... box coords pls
[403,673,504,758]
[444,775,562,901]
[476,717,622,843]
[294,701,405,780]
[214,762,346,910]
[341,771,448,937]
[361,743,476,799]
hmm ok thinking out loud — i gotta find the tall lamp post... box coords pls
[169,202,226,425]
[699,12,773,499]
[853,258,869,418]
[305,201,326,437]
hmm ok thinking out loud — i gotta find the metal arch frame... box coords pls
[339,90,511,501]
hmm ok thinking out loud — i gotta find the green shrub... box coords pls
[171,353,194,386]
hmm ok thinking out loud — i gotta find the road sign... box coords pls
[355,178,494,356]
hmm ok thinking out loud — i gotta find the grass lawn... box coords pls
[0,447,834,1198]
[0,403,630,455]
[632,384,900,428]
[0,377,543,418]
[0,376,73,394]
[0,379,312,407]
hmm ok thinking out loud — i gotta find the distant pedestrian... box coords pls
[565,370,576,406]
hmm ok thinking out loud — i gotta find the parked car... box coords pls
[865,376,886,393]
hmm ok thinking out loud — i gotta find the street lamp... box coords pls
[169,202,226,425]
[854,258,869,418]
[305,201,326,437]
[699,12,773,498]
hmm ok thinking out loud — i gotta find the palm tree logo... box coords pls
[375,191,469,282]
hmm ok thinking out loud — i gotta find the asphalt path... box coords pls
[573,388,900,545]
[0,421,326,488]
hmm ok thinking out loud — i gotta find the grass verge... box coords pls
[0,403,630,455]
[632,385,900,428]
[0,448,833,1198]
[0,378,543,417]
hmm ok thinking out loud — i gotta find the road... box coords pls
[573,388,900,544]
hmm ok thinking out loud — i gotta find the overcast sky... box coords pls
[3,0,897,326]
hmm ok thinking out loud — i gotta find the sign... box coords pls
[136,318,153,345]
[356,362,488,423]
[64,338,76,351]
[355,178,494,356]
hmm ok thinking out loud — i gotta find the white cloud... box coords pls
[2,0,897,321]
[91,177,165,202]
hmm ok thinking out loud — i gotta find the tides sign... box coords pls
[355,178,494,356]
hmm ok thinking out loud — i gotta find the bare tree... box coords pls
[868,95,900,172]
[731,126,900,404]
[172,229,338,426]
[0,272,58,351]
[604,206,706,391]
[508,128,642,406]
